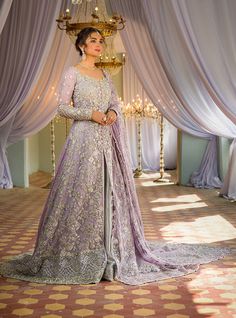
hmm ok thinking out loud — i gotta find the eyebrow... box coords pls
[89,37,104,41]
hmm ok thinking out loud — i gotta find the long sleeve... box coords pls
[57,67,92,121]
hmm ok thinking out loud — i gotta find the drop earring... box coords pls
[81,47,86,61]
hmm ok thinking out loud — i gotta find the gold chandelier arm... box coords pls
[56,23,67,31]
[117,21,126,30]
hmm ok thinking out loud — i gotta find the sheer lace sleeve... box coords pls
[57,67,92,121]
[106,72,122,117]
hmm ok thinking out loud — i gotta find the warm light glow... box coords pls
[152,202,207,212]
[141,180,175,187]
[161,215,236,243]
[122,95,160,119]
[151,194,202,203]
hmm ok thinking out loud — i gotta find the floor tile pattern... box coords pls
[0,171,236,318]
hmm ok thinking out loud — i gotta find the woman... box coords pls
[0,28,231,285]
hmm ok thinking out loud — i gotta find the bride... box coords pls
[0,27,230,285]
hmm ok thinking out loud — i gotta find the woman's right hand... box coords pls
[91,110,107,126]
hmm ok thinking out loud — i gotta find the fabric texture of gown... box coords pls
[0,66,232,285]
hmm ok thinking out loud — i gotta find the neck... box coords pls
[81,55,96,68]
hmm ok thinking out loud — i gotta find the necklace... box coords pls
[79,63,97,71]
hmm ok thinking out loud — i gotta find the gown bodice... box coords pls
[72,67,111,114]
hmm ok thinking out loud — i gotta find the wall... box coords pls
[38,120,71,173]
[7,139,29,187]
[28,134,39,175]
[218,137,233,181]
[177,131,209,185]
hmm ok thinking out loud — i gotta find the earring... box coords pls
[81,47,86,61]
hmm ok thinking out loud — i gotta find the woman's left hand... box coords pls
[105,110,117,125]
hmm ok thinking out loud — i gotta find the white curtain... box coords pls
[0,0,100,188]
[123,56,177,171]
[220,139,236,201]
[0,0,62,188]
[0,0,13,34]
[108,0,236,197]
[125,117,177,171]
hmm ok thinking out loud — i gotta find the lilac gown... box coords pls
[0,66,231,285]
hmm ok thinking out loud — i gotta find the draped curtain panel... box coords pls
[10,0,103,144]
[125,117,177,171]
[0,0,101,188]
[172,0,236,126]
[142,0,236,137]
[108,0,236,195]
[0,0,13,35]
[0,0,61,127]
[123,56,177,171]
[220,139,236,201]
[0,0,62,188]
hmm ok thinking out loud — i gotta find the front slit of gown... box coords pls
[102,152,116,281]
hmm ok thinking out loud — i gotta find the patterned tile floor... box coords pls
[0,171,236,318]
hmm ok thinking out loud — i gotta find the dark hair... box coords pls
[75,27,104,56]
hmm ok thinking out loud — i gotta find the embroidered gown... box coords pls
[0,66,231,285]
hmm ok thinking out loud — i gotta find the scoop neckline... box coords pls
[73,66,106,81]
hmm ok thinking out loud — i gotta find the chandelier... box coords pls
[122,95,160,120]
[56,7,125,38]
[56,0,126,74]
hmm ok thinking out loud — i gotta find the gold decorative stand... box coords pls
[43,119,56,189]
[134,116,142,177]
[122,95,161,178]
[43,116,71,189]
[153,114,169,183]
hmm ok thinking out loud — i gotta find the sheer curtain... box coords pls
[108,0,236,196]
[8,1,101,144]
[172,0,236,125]
[123,56,177,171]
[0,0,100,188]
[0,0,13,34]
[125,117,177,171]
[220,139,236,201]
[0,0,62,188]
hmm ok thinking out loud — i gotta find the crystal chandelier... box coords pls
[122,95,161,120]
[56,0,126,74]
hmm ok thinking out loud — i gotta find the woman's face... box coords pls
[83,32,105,57]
